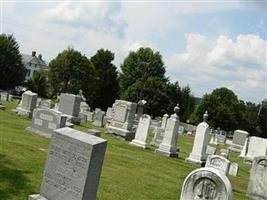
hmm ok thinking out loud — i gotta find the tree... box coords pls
[258,100,267,138]
[0,34,25,89]
[120,47,166,93]
[119,47,168,117]
[26,69,48,97]
[90,49,119,110]
[49,48,96,104]
[190,87,245,131]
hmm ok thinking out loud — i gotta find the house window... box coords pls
[26,69,31,77]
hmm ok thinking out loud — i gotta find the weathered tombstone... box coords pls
[180,167,233,200]
[239,137,249,158]
[245,136,267,162]
[150,127,165,147]
[28,127,107,200]
[0,91,9,101]
[209,129,217,145]
[205,155,230,175]
[161,113,169,129]
[220,148,229,159]
[229,130,249,153]
[87,129,101,137]
[106,99,137,140]
[206,145,217,156]
[186,111,209,165]
[93,111,105,127]
[26,108,67,138]
[155,105,180,157]
[106,107,113,119]
[8,94,13,101]
[216,132,226,144]
[39,100,53,109]
[80,102,90,113]
[95,108,101,113]
[130,114,151,148]
[16,90,37,118]
[86,111,94,122]
[247,156,267,200]
[58,93,82,124]
[79,113,88,124]
[178,126,185,135]
[228,162,239,176]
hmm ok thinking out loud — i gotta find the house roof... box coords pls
[21,54,48,68]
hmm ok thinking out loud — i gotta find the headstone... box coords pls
[229,130,249,153]
[161,114,169,129]
[209,129,217,145]
[239,137,249,158]
[155,105,180,157]
[150,127,165,147]
[8,94,13,101]
[93,111,104,127]
[106,107,113,119]
[39,100,53,109]
[80,102,90,113]
[178,126,185,135]
[86,111,94,122]
[228,163,239,176]
[186,111,209,165]
[106,99,137,140]
[247,156,267,200]
[205,155,230,175]
[28,127,107,200]
[130,114,151,148]
[220,148,229,159]
[58,93,82,124]
[87,129,101,137]
[26,108,67,138]
[79,113,88,124]
[36,98,42,107]
[0,92,9,101]
[180,167,233,200]
[16,90,37,118]
[95,108,101,113]
[245,136,267,162]
[206,145,217,156]
[216,133,226,144]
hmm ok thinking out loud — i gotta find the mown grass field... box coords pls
[0,101,252,200]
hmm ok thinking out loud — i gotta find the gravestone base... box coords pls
[228,143,243,153]
[155,148,178,157]
[25,127,51,138]
[28,194,47,200]
[155,143,178,157]
[16,107,33,118]
[130,139,148,149]
[186,155,206,166]
[106,126,135,141]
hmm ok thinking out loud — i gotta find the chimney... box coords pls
[38,54,42,60]
[32,51,36,57]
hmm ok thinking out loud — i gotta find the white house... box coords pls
[22,51,48,80]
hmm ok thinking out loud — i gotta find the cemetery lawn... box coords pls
[0,101,252,200]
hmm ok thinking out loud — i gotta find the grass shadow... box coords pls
[0,154,32,200]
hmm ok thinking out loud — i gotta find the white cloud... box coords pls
[43,1,126,35]
[166,33,267,102]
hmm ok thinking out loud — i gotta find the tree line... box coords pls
[0,34,266,138]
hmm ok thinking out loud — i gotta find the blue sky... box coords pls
[1,1,266,103]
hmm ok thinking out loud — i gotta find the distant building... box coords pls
[22,51,48,80]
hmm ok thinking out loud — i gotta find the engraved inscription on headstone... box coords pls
[28,127,107,200]
[180,167,233,200]
[247,156,267,200]
[205,155,230,175]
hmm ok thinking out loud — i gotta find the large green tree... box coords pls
[258,100,267,138]
[90,49,119,110]
[49,48,96,104]
[26,69,48,97]
[190,87,245,131]
[120,47,166,93]
[0,34,25,89]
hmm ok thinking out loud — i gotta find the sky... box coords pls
[1,0,267,103]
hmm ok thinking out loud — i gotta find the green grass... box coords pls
[0,101,252,199]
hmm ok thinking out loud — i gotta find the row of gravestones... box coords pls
[26,125,267,200]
